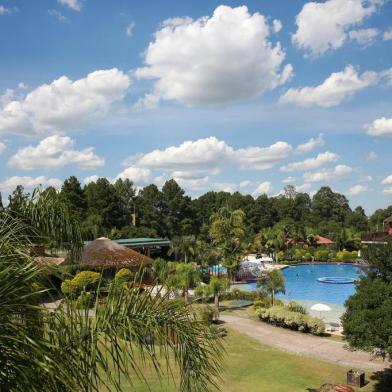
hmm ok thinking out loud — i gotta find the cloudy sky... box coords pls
[0,0,391,213]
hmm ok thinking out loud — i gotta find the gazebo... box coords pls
[82,237,151,270]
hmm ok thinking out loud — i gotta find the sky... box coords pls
[0,0,391,214]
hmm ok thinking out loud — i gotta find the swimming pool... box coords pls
[234,263,363,305]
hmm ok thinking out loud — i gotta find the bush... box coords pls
[75,291,94,309]
[197,305,214,325]
[277,251,285,263]
[314,249,330,262]
[286,301,307,314]
[258,305,325,335]
[221,289,262,301]
[114,268,134,285]
[73,271,101,291]
[253,297,283,309]
[61,279,79,299]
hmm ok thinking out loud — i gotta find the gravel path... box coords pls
[221,314,388,372]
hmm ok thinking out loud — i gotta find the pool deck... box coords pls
[221,314,388,372]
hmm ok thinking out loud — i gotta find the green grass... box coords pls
[101,328,389,392]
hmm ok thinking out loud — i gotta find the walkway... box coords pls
[221,314,388,372]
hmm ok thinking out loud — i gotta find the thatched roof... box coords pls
[81,237,150,268]
[384,216,392,224]
[34,257,65,266]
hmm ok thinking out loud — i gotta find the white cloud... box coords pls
[8,135,104,170]
[295,134,325,154]
[252,181,272,197]
[0,176,62,193]
[272,19,282,33]
[126,21,135,37]
[83,175,99,185]
[239,180,251,188]
[283,176,296,183]
[349,28,379,45]
[117,166,151,184]
[58,0,81,11]
[135,5,293,107]
[296,183,312,192]
[293,0,382,57]
[18,82,28,89]
[303,164,353,182]
[360,175,373,182]
[349,184,368,195]
[381,174,392,185]
[0,141,5,154]
[281,151,339,172]
[383,28,392,40]
[280,65,378,108]
[0,5,12,15]
[366,151,377,160]
[49,9,68,22]
[235,141,293,170]
[0,68,131,135]
[365,117,392,136]
[383,187,392,194]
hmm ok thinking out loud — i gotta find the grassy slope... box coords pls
[102,328,385,392]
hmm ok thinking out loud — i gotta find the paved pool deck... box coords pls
[221,314,388,372]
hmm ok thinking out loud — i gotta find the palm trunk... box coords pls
[184,288,189,303]
[214,293,219,321]
[272,289,275,306]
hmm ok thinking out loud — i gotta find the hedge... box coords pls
[114,268,134,284]
[61,271,101,297]
[258,305,325,335]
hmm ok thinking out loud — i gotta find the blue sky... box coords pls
[0,0,391,213]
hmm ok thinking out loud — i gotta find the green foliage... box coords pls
[258,305,325,335]
[60,279,79,299]
[257,269,286,305]
[114,268,134,284]
[196,305,214,325]
[286,301,307,314]
[314,249,330,262]
[75,291,94,309]
[61,271,101,298]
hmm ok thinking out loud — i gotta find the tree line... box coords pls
[2,176,391,246]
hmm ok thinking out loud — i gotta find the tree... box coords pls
[209,207,246,280]
[172,262,200,303]
[60,176,87,222]
[168,235,197,262]
[342,241,392,360]
[0,193,223,391]
[137,184,163,236]
[257,269,286,305]
[114,178,136,227]
[198,277,230,321]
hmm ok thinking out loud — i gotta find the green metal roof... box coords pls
[113,238,170,247]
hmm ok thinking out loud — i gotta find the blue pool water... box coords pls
[236,263,363,305]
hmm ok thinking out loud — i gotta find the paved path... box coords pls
[221,314,388,372]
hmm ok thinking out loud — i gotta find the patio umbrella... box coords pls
[311,303,331,318]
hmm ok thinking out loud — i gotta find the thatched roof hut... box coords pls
[82,237,150,269]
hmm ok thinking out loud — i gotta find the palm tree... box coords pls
[209,207,246,280]
[168,235,197,263]
[0,190,223,392]
[172,262,200,302]
[257,269,286,306]
[197,277,230,322]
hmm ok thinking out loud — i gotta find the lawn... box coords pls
[101,328,389,391]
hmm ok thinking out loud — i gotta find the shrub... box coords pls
[197,305,214,325]
[258,305,325,335]
[75,291,94,309]
[314,249,330,262]
[287,301,307,314]
[277,251,285,263]
[73,271,101,291]
[61,279,79,299]
[114,268,134,285]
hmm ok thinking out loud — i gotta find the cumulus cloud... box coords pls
[58,0,81,11]
[360,175,373,182]
[83,175,99,185]
[0,141,5,154]
[348,28,379,45]
[303,164,353,182]
[135,5,293,108]
[117,166,151,184]
[49,9,68,22]
[281,151,339,172]
[280,65,378,108]
[0,68,131,135]
[295,134,325,154]
[0,5,12,15]
[8,135,104,170]
[383,187,392,194]
[252,181,272,197]
[239,180,252,188]
[383,28,392,40]
[365,117,392,136]
[349,184,368,195]
[0,176,62,193]
[292,0,382,57]
[381,174,392,185]
[273,19,282,33]
[283,176,296,183]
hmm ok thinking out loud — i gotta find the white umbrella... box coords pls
[311,303,331,318]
